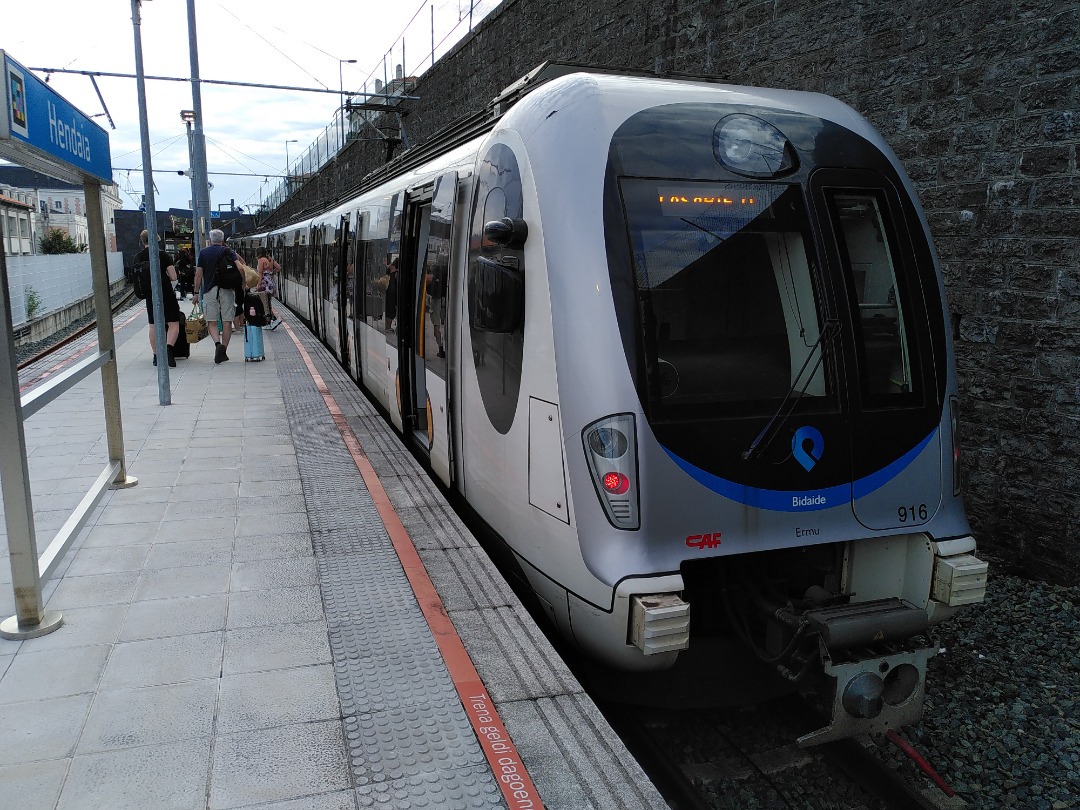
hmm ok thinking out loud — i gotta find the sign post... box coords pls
[0,49,134,640]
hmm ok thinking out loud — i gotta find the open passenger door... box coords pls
[396,172,457,476]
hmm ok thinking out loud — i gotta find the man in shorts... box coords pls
[194,229,245,364]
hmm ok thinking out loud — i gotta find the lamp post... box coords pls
[339,59,357,148]
[284,140,299,198]
[179,110,202,258]
[185,0,211,255]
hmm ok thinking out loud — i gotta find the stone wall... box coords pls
[266,0,1080,583]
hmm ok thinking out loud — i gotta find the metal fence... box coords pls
[261,0,502,215]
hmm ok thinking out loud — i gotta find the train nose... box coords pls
[842,672,885,719]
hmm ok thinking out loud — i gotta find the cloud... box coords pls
[5,0,496,215]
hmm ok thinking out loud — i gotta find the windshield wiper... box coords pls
[680,217,724,241]
[742,320,839,462]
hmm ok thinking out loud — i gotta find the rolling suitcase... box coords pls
[244,323,264,362]
[173,312,190,359]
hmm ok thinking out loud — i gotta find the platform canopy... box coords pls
[0,50,112,185]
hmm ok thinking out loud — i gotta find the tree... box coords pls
[38,228,87,254]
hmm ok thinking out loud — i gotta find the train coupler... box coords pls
[796,638,938,747]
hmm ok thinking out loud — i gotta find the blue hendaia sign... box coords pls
[0,50,112,184]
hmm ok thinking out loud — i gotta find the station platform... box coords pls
[0,300,667,810]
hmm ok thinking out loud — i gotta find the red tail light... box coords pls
[602,472,630,495]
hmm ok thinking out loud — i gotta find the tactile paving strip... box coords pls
[344,697,488,785]
[272,336,504,808]
[355,764,503,809]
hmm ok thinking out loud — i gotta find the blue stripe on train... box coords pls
[662,429,937,512]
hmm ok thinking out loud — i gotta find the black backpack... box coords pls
[244,293,268,327]
[132,260,150,299]
[216,249,242,289]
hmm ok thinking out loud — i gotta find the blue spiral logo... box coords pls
[792,426,824,472]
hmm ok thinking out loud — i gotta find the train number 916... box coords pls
[898,504,929,523]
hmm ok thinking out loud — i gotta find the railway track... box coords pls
[16,290,141,387]
[598,694,958,810]
[16,289,139,371]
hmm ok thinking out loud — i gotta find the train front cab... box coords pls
[555,86,989,742]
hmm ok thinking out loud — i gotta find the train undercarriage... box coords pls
[620,535,987,745]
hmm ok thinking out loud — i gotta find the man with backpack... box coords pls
[194,229,245,364]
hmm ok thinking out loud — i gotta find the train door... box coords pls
[397,186,434,451]
[310,227,324,335]
[323,221,341,359]
[811,170,946,531]
[386,192,405,432]
[340,212,356,378]
[396,172,457,467]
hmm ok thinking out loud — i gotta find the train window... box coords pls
[619,179,828,416]
[828,191,917,402]
[467,143,526,434]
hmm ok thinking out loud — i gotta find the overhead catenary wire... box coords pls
[215,4,331,90]
[26,1,499,212]
[204,134,284,179]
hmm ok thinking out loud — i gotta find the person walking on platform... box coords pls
[194,229,245,364]
[255,247,281,329]
[175,248,195,299]
[135,229,180,367]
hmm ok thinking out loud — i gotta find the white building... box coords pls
[0,165,122,255]
[0,191,35,255]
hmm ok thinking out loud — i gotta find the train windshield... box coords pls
[619,179,830,417]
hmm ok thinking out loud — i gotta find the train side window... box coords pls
[828,192,917,401]
[467,143,526,435]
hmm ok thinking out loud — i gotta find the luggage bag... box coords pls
[244,323,264,361]
[173,312,191,359]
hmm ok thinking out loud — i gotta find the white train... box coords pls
[238,64,988,744]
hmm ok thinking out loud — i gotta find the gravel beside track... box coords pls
[893,560,1079,809]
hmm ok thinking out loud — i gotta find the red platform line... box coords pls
[281,319,545,810]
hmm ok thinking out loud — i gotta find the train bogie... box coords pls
[250,64,987,743]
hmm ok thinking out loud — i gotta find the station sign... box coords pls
[0,50,112,185]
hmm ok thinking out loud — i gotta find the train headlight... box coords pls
[713,114,798,178]
[588,426,628,459]
[583,414,639,529]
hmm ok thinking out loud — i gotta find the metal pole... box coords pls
[285,140,297,198]
[182,114,201,257]
[132,0,172,404]
[84,179,136,491]
[338,59,356,150]
[187,0,212,250]
[0,219,63,639]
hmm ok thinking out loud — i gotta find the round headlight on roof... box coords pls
[713,114,798,178]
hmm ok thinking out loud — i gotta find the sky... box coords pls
[3,0,498,216]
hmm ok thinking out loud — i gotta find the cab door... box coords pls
[811,170,947,531]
